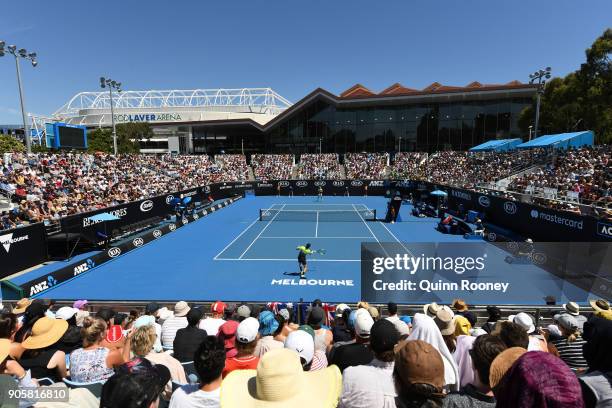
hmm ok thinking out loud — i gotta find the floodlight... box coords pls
[546,67,551,71]
[0,50,4,57]
[28,52,36,59]
[31,60,37,67]
[18,48,27,57]
[8,45,16,53]
[116,82,121,88]
[0,41,5,48]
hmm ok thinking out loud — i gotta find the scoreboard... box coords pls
[45,123,87,149]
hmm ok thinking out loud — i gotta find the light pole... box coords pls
[319,137,322,154]
[100,77,122,155]
[398,136,402,153]
[0,41,38,153]
[528,125,533,141]
[529,67,551,139]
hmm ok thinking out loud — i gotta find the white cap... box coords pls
[55,306,78,321]
[354,308,374,338]
[335,303,350,317]
[237,317,259,343]
[284,330,314,364]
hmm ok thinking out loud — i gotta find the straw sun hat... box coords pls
[220,348,341,407]
[22,317,68,350]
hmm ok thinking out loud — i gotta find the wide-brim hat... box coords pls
[562,302,580,316]
[220,348,342,407]
[174,301,190,317]
[589,299,610,313]
[452,299,468,312]
[22,317,68,350]
[12,298,31,314]
[423,302,440,317]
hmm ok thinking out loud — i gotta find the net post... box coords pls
[259,209,263,221]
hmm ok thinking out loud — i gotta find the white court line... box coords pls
[238,203,286,259]
[377,220,415,257]
[352,203,389,257]
[315,211,319,237]
[215,258,360,262]
[213,218,260,260]
[278,203,365,206]
[259,236,373,239]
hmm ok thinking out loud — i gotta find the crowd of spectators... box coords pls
[2,146,610,230]
[344,153,389,179]
[0,296,610,407]
[250,154,293,181]
[389,152,427,179]
[508,146,611,205]
[297,153,343,179]
[214,155,249,181]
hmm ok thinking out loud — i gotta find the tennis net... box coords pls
[259,208,377,222]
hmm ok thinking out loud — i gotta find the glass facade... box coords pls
[190,95,533,155]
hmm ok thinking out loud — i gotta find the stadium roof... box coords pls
[516,131,594,150]
[470,138,522,152]
[53,88,292,117]
[339,80,535,99]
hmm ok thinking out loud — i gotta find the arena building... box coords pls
[49,81,538,154]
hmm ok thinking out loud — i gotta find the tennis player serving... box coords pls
[296,243,325,279]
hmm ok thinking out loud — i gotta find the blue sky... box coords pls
[0,0,610,123]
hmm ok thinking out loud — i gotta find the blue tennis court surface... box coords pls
[19,195,594,304]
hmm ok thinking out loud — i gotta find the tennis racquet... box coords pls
[316,249,327,255]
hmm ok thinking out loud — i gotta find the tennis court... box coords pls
[214,203,405,262]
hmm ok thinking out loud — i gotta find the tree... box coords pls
[519,29,612,143]
[86,123,143,154]
[0,135,25,154]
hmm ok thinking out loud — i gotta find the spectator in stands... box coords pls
[222,317,259,378]
[224,304,237,321]
[18,316,68,382]
[590,298,612,320]
[508,312,547,351]
[254,310,283,357]
[340,319,400,407]
[434,308,457,353]
[54,306,83,354]
[446,334,507,408]
[579,316,612,407]
[169,336,225,408]
[495,321,529,349]
[218,320,239,359]
[173,307,207,363]
[143,302,163,351]
[161,301,190,349]
[329,308,374,373]
[236,304,251,322]
[423,302,441,318]
[558,301,588,331]
[0,337,39,408]
[220,348,342,407]
[101,357,171,408]
[452,335,476,388]
[199,301,226,336]
[0,311,21,360]
[452,299,477,329]
[307,306,333,352]
[12,302,48,359]
[454,316,472,337]
[550,314,588,372]
[410,313,459,391]
[488,347,527,395]
[69,316,124,383]
[73,299,89,327]
[131,324,187,390]
[284,329,316,371]
[495,352,584,408]
[481,306,501,334]
[385,302,410,336]
[275,308,295,340]
[332,304,353,343]
[393,339,447,408]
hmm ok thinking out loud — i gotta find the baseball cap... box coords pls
[236,317,259,344]
[557,314,578,331]
[354,308,374,338]
[395,340,444,391]
[72,300,88,310]
[54,306,78,321]
[335,304,350,317]
[259,311,279,336]
[134,315,156,328]
[211,301,227,314]
[219,320,239,358]
[278,308,290,321]
[145,302,161,314]
[236,305,251,319]
[284,330,314,364]
[106,325,124,344]
[370,319,400,353]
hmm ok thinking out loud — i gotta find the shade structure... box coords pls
[516,131,594,150]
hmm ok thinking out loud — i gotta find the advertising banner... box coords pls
[0,223,48,279]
